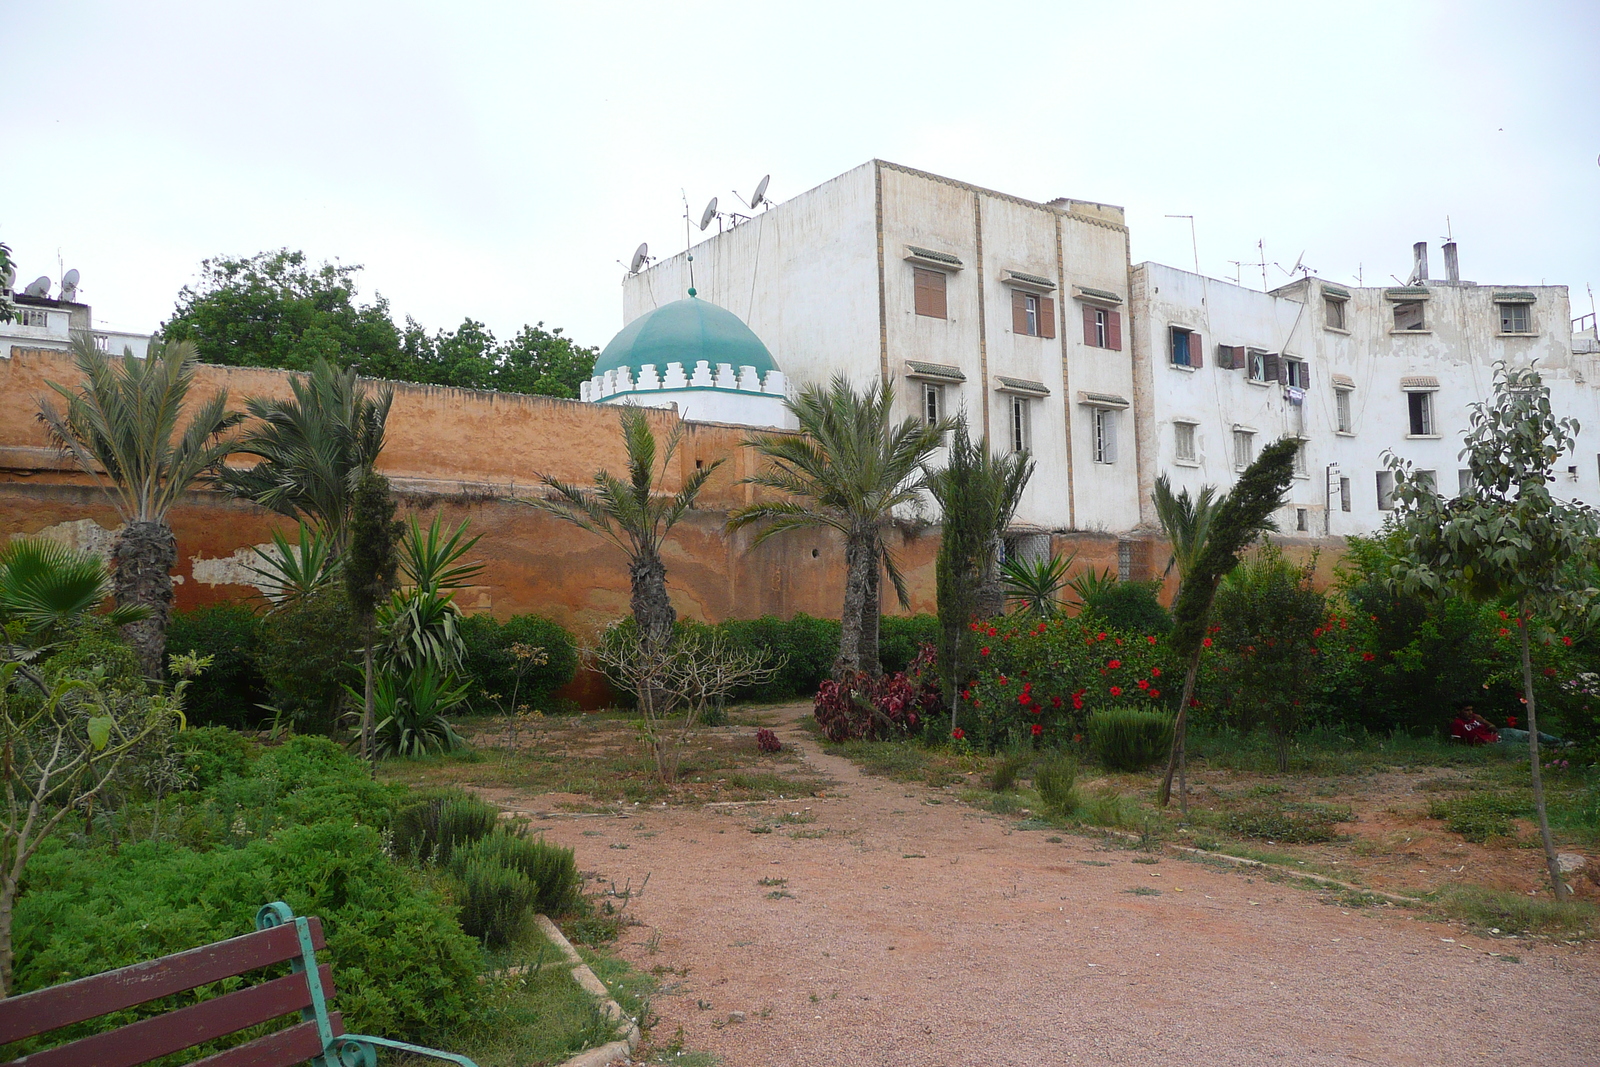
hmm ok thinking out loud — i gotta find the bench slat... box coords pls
[2,963,334,1067]
[185,1014,345,1067]
[0,919,325,1044]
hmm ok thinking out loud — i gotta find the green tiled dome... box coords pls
[595,296,776,379]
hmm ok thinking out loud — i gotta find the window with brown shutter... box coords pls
[1012,291,1030,335]
[1190,332,1202,368]
[1262,352,1280,382]
[1083,305,1098,346]
[1039,296,1055,339]
[914,269,947,319]
[1106,310,1121,350]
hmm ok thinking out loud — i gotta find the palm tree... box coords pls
[36,334,241,676]
[1150,473,1222,603]
[525,405,720,656]
[926,416,1032,717]
[217,358,393,552]
[731,375,948,677]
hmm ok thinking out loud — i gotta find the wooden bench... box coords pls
[0,901,477,1067]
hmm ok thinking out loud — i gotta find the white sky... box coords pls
[4,1,1598,347]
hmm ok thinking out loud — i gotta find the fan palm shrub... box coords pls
[0,538,147,643]
[36,334,242,675]
[732,376,948,677]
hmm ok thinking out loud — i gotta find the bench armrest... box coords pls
[323,1033,480,1067]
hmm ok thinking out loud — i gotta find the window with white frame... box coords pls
[1296,508,1308,532]
[1233,429,1255,470]
[1407,391,1434,436]
[1093,407,1118,464]
[1417,469,1438,494]
[1010,395,1031,454]
[1458,469,1473,495]
[1335,388,1353,433]
[1174,421,1197,463]
[1498,302,1532,334]
[1324,294,1348,330]
[922,381,944,427]
[1339,477,1352,512]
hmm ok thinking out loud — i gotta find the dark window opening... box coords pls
[1394,301,1426,331]
[1408,391,1433,435]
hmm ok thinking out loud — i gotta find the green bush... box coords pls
[1033,754,1079,814]
[458,613,578,710]
[172,726,255,790]
[256,586,361,735]
[1082,582,1172,636]
[1086,707,1175,772]
[41,627,143,690]
[451,852,537,947]
[879,614,940,674]
[14,821,484,1046]
[207,735,406,837]
[715,613,840,700]
[1221,802,1353,844]
[392,789,500,865]
[166,604,268,728]
[449,829,582,921]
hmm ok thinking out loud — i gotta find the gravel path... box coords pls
[533,706,1600,1067]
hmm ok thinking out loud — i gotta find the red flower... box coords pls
[1202,638,1213,648]
[1051,695,1063,708]
[988,626,998,637]
[1137,679,1150,690]
[952,728,965,740]
[970,621,980,632]
[1498,628,1510,637]
[1544,667,1557,677]
[1147,635,1158,645]
[1361,651,1375,661]
[1499,610,1508,619]
[1150,667,1161,677]
[999,675,1009,686]
[1072,697,1084,710]
[1031,705,1041,715]
[1097,632,1108,640]
[1507,716,1519,727]
[1107,659,1122,669]
[1109,686,1123,696]
[980,647,991,656]
[1019,693,1031,705]
[1189,698,1201,708]
[1563,636,1574,646]
[1073,733,1083,744]
[1149,689,1161,698]
[1031,723,1043,736]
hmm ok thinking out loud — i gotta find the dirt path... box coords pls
[526,706,1599,1067]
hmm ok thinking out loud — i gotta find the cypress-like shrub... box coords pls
[448,829,582,917]
[1087,707,1175,772]
[451,853,537,947]
[391,789,499,865]
[1033,754,1079,814]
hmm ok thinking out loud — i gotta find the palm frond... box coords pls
[0,537,150,634]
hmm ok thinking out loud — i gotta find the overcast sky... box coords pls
[5,1,1598,348]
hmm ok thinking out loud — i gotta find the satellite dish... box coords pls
[59,268,80,301]
[629,243,650,274]
[749,174,770,210]
[23,276,51,298]
[698,197,718,231]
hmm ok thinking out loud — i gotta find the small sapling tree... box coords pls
[1158,438,1297,813]
[346,469,402,764]
[1383,364,1598,900]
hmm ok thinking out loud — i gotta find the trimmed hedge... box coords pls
[459,613,579,711]
[166,604,269,728]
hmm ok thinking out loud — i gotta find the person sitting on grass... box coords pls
[1449,703,1499,745]
[1492,711,1566,748]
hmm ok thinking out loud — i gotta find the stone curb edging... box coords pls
[536,914,642,1067]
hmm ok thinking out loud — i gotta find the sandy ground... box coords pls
[519,706,1600,1067]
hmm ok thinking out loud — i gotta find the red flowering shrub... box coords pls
[755,728,783,753]
[813,644,942,742]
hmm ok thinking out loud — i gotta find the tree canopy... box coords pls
[160,249,597,399]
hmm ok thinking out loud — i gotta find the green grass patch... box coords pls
[1429,884,1600,941]
[1220,802,1353,844]
[1427,792,1531,843]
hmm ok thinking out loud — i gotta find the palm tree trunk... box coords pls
[860,545,882,677]
[112,519,178,679]
[629,550,677,650]
[1158,648,1203,812]
[975,535,1005,619]
[835,531,873,677]
[1518,606,1569,900]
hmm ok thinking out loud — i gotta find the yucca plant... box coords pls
[36,334,242,675]
[379,516,484,673]
[1063,566,1118,607]
[1001,552,1075,618]
[365,662,469,758]
[247,523,340,605]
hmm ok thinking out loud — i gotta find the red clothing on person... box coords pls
[1450,714,1499,745]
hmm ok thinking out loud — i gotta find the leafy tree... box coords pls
[731,376,948,677]
[0,240,16,324]
[346,471,402,763]
[37,335,243,677]
[218,358,393,552]
[1383,364,1599,900]
[160,250,403,372]
[526,406,718,673]
[926,416,1033,722]
[1158,438,1297,812]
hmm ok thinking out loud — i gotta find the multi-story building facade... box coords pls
[1132,254,1596,537]
[599,163,1599,545]
[3,279,150,360]
[618,160,1143,537]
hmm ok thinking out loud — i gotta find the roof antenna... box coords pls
[681,190,698,297]
[1165,214,1199,275]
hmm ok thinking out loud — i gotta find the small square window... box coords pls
[922,382,944,427]
[1394,301,1426,331]
[1417,469,1437,494]
[1174,422,1197,463]
[1247,349,1271,382]
[1082,305,1121,350]
[914,268,948,319]
[1335,388,1353,433]
[1408,391,1433,436]
[1093,407,1117,464]
[1285,360,1309,389]
[1325,296,1347,330]
[1170,327,1195,367]
[1339,477,1352,512]
[1011,290,1055,338]
[1499,303,1531,333]
[1376,470,1395,511]
[1233,429,1255,470]
[1011,395,1032,454]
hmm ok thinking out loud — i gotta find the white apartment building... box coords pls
[1133,250,1598,538]
[3,276,150,360]
[619,160,1142,535]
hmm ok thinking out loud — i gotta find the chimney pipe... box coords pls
[1442,241,1459,284]
[1413,241,1429,284]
